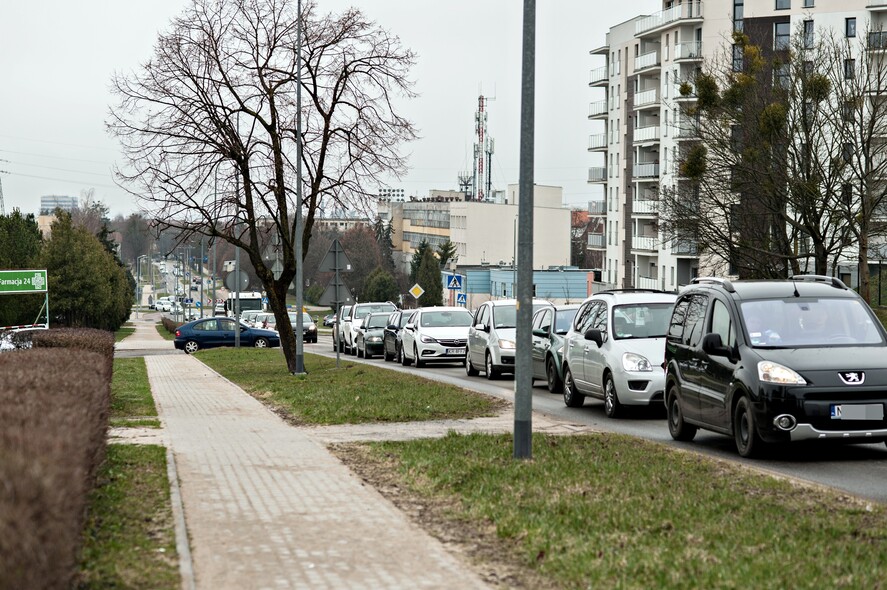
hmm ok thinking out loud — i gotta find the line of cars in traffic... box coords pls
[342,275,887,458]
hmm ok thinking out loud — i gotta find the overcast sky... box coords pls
[0,1,658,218]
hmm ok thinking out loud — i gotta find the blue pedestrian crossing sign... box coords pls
[447,274,463,290]
[456,292,467,305]
[262,296,269,303]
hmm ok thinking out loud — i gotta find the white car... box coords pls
[466,298,552,379]
[342,302,397,354]
[561,290,677,418]
[400,307,473,368]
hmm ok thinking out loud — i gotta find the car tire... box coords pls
[357,344,364,358]
[666,389,697,441]
[401,345,412,366]
[485,351,500,380]
[562,367,585,408]
[465,354,480,376]
[253,337,269,349]
[184,340,199,354]
[383,346,393,362]
[395,345,403,365]
[414,345,425,368]
[546,357,563,393]
[603,374,625,419]
[734,396,765,458]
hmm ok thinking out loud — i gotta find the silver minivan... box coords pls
[561,290,677,418]
[466,298,551,379]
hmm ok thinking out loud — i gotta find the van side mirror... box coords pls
[701,333,731,357]
[532,328,548,338]
[475,322,489,332]
[585,328,604,347]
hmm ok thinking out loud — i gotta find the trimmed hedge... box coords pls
[0,329,113,590]
[160,316,181,336]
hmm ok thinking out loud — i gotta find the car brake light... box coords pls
[175,330,181,337]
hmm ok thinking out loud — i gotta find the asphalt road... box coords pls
[312,333,887,504]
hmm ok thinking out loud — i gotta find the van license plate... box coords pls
[830,404,884,420]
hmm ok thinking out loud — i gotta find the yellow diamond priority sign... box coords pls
[409,283,424,299]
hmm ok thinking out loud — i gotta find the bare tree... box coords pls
[108,0,417,372]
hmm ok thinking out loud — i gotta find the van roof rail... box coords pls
[789,274,848,289]
[690,277,735,293]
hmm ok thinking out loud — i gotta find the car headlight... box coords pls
[308,324,317,331]
[420,335,438,344]
[758,361,807,385]
[498,339,516,349]
[368,336,382,343]
[622,352,653,372]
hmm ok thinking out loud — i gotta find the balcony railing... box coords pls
[634,50,660,72]
[634,125,660,143]
[589,66,608,85]
[588,133,607,150]
[636,276,662,290]
[633,163,660,178]
[675,41,703,60]
[634,88,659,108]
[635,1,704,37]
[588,200,606,214]
[588,167,607,182]
[672,239,698,255]
[589,100,608,117]
[588,233,606,248]
[632,199,659,214]
[869,31,887,50]
[632,236,658,251]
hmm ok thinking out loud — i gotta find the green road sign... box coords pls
[0,269,48,295]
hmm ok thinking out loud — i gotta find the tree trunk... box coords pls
[859,230,871,304]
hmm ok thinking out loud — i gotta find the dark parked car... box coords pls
[665,275,887,458]
[531,304,580,393]
[260,311,318,343]
[354,312,391,359]
[323,313,336,327]
[383,309,412,363]
[174,317,280,354]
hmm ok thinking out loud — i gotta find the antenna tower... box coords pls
[472,94,495,201]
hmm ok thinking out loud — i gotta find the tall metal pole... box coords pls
[293,0,306,374]
[235,238,241,348]
[514,0,535,459]
[199,238,205,318]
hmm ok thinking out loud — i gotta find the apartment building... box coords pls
[590,0,885,289]
[378,184,571,273]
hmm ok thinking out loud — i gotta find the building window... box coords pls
[846,18,856,38]
[803,20,814,49]
[775,63,791,89]
[775,22,790,50]
[843,143,853,164]
[845,59,855,79]
[776,0,790,9]
[843,101,855,122]
[803,0,814,6]
[732,44,743,72]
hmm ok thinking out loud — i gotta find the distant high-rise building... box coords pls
[39,195,78,215]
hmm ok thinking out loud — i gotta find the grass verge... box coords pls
[114,325,136,342]
[78,444,179,589]
[111,358,160,428]
[155,323,176,340]
[197,348,507,425]
[336,432,887,589]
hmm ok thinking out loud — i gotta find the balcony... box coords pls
[632,199,659,214]
[588,167,607,183]
[588,100,608,119]
[588,200,606,215]
[632,236,658,251]
[634,50,661,72]
[869,31,887,50]
[672,238,698,256]
[588,233,606,248]
[868,1,887,11]
[633,163,660,179]
[635,1,704,38]
[588,133,608,151]
[634,125,660,144]
[636,276,661,290]
[676,124,699,140]
[674,41,703,61]
[634,88,660,110]
[589,66,608,86]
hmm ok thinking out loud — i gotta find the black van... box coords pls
[664,275,887,457]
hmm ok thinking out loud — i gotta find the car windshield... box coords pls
[741,298,884,347]
[555,308,579,334]
[360,314,386,328]
[354,304,395,320]
[420,310,473,328]
[491,305,516,328]
[611,303,673,339]
[286,313,314,324]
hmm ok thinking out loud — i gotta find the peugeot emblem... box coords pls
[838,371,865,385]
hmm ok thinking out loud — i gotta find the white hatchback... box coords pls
[400,307,473,368]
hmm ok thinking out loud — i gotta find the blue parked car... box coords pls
[174,317,281,354]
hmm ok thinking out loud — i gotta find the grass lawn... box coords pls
[197,348,507,425]
[78,445,179,590]
[114,324,136,342]
[339,432,887,589]
[156,322,176,340]
[111,358,160,428]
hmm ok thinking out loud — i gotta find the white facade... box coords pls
[590,0,886,289]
